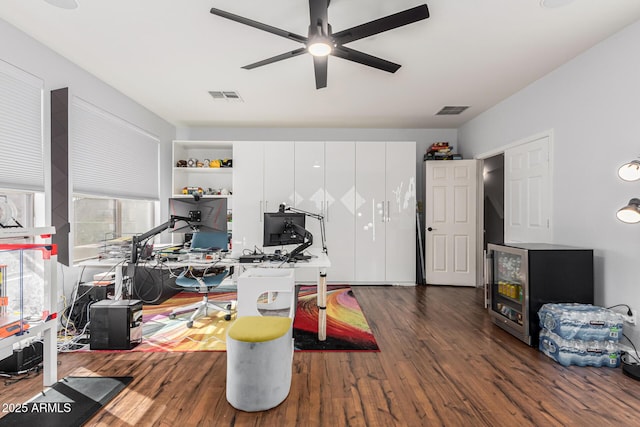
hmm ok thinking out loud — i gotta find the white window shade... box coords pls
[0,60,44,191]
[71,97,159,200]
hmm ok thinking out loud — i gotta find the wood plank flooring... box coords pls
[1,285,639,426]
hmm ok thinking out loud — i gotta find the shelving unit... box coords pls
[172,140,233,198]
[172,140,234,235]
[0,226,57,386]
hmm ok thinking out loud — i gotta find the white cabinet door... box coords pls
[232,141,264,252]
[385,142,416,283]
[325,142,355,282]
[263,141,294,215]
[294,141,325,252]
[425,160,478,286]
[355,142,386,282]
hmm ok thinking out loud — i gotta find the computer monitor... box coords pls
[263,212,306,247]
[168,197,227,233]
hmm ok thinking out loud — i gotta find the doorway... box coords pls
[483,154,504,250]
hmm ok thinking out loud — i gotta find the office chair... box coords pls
[169,231,234,327]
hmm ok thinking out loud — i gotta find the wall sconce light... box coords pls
[618,160,640,182]
[617,198,640,224]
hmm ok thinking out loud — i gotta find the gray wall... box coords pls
[0,18,176,302]
[459,19,640,346]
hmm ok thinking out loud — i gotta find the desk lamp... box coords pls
[616,159,640,380]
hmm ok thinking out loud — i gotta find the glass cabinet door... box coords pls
[490,247,527,328]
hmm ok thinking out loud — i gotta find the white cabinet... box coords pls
[355,141,416,283]
[232,141,294,252]
[172,140,233,197]
[294,142,325,252]
[324,142,356,282]
[355,142,387,281]
[232,140,415,284]
[385,142,417,282]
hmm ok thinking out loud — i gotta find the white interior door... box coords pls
[385,141,416,283]
[505,136,551,243]
[355,142,386,282]
[425,160,478,286]
[325,142,355,282]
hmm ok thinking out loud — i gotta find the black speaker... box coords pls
[89,300,143,350]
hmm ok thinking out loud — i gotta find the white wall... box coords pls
[459,19,640,346]
[0,18,176,304]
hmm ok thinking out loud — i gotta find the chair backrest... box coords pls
[190,231,228,251]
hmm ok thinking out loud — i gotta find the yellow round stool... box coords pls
[226,316,293,412]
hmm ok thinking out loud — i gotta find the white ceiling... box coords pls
[2,0,640,129]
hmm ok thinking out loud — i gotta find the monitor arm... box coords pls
[279,204,328,255]
[130,214,194,264]
[284,220,313,262]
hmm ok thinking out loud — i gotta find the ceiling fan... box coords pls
[210,1,430,89]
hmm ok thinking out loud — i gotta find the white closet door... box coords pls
[263,141,294,215]
[385,142,416,283]
[505,136,551,243]
[325,142,355,282]
[232,141,264,252]
[355,142,386,282]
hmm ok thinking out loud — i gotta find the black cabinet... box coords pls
[487,243,594,346]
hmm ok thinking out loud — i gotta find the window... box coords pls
[73,195,155,262]
[0,190,35,229]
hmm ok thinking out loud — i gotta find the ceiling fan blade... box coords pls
[309,0,330,35]
[210,8,307,44]
[242,48,307,70]
[332,4,429,45]
[332,46,401,73]
[313,55,328,89]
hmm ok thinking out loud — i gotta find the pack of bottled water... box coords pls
[538,303,623,368]
[539,329,621,367]
[538,303,624,342]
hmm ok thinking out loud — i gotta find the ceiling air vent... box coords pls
[436,106,469,115]
[208,91,243,102]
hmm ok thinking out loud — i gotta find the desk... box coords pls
[236,251,331,341]
[79,250,331,341]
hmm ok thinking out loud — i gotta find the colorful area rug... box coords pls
[127,285,378,352]
[293,285,379,351]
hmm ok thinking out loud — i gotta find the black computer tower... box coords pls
[89,300,143,350]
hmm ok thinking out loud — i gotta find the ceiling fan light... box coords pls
[308,41,332,57]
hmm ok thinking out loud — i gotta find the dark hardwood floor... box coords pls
[1,285,639,426]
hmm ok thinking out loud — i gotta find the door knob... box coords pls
[427,227,434,232]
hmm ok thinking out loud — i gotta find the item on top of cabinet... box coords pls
[176,160,188,167]
[187,158,197,167]
[210,159,221,168]
[221,158,233,168]
[196,160,204,168]
[202,159,210,168]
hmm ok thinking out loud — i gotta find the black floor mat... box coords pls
[0,376,133,426]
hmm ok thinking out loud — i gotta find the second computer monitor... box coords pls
[263,212,306,247]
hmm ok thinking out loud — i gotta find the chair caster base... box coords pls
[224,314,232,321]
[187,321,194,328]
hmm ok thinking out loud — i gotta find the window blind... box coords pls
[71,97,160,200]
[0,60,44,191]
